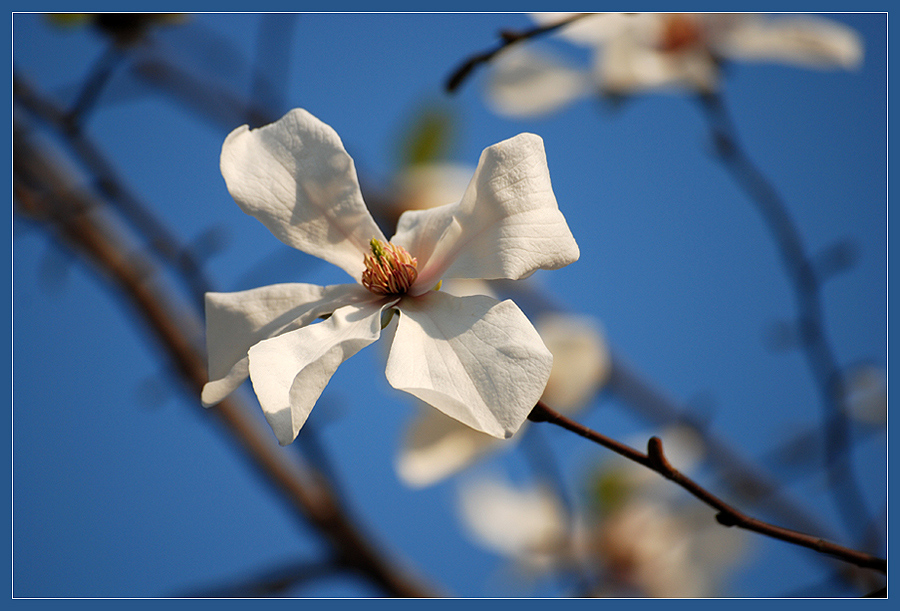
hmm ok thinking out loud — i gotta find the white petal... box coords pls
[386,291,553,439]
[441,278,498,299]
[529,12,583,28]
[220,108,386,281]
[720,15,863,69]
[458,476,567,563]
[201,283,371,407]
[536,313,611,413]
[486,46,591,118]
[599,35,719,93]
[396,405,507,488]
[392,133,579,293]
[247,298,392,445]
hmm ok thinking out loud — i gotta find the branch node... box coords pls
[646,436,669,472]
[716,512,739,527]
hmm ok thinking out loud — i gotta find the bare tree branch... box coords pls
[445,13,591,93]
[527,401,886,575]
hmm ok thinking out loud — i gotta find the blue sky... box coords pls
[12,12,888,598]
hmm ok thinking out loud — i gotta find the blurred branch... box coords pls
[14,73,215,308]
[13,117,435,598]
[614,363,883,591]
[65,43,125,128]
[696,91,876,547]
[181,557,346,597]
[527,401,886,575]
[493,250,882,592]
[444,13,591,93]
[758,415,883,479]
[132,54,278,130]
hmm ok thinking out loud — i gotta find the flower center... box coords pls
[361,238,418,295]
[659,14,705,53]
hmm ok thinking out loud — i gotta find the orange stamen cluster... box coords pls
[361,238,418,295]
[659,14,705,53]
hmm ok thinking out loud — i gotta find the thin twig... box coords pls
[608,356,836,536]
[608,355,883,592]
[527,401,886,575]
[445,13,592,93]
[493,279,874,575]
[65,42,125,129]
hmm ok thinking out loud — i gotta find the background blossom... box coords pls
[488,13,863,117]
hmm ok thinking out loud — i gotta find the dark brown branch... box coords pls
[528,401,886,575]
[608,356,836,535]
[445,13,591,93]
[496,274,879,589]
[608,355,883,592]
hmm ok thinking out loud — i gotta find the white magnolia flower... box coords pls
[397,308,610,487]
[201,108,579,445]
[488,13,863,117]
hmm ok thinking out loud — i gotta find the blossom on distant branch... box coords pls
[488,13,863,117]
[588,496,745,597]
[201,109,579,445]
[458,428,747,596]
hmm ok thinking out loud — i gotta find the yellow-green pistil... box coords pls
[361,238,418,295]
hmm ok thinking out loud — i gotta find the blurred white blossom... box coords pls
[457,426,746,596]
[458,475,581,577]
[585,427,746,597]
[201,108,579,444]
[537,313,611,411]
[488,13,863,117]
[588,497,745,597]
[391,162,476,213]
